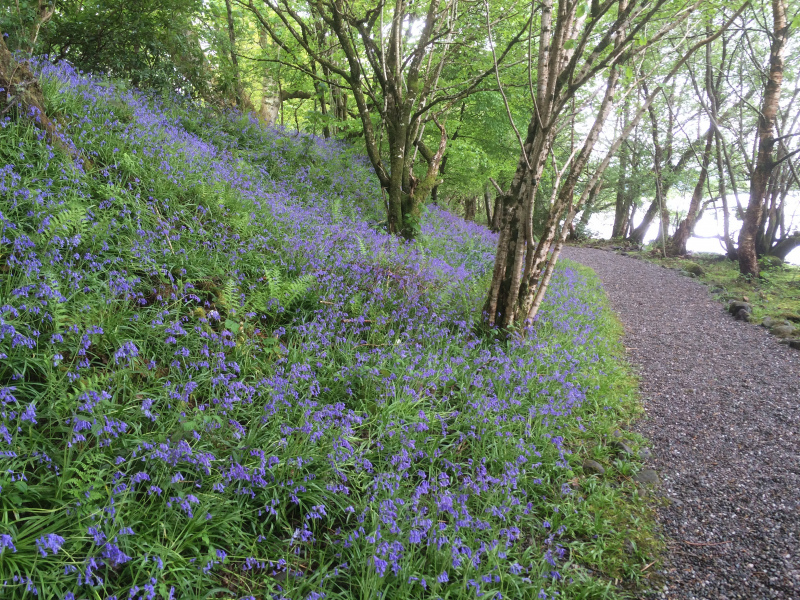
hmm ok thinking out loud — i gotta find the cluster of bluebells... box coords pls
[0,60,613,599]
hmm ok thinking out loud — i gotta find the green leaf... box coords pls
[577,4,586,18]
[564,39,575,50]
[14,480,28,493]
[625,66,634,79]
[225,318,239,332]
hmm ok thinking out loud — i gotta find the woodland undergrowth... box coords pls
[1,62,657,600]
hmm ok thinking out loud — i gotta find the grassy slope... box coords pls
[1,63,656,600]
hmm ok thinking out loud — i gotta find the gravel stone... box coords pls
[609,440,634,455]
[583,459,606,475]
[633,468,661,485]
[772,324,796,338]
[563,247,800,599]
[728,300,752,315]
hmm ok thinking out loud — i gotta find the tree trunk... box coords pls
[738,0,787,276]
[224,0,246,108]
[484,185,493,224]
[491,193,503,232]
[629,86,667,244]
[770,233,800,260]
[715,130,738,259]
[464,196,476,221]
[669,129,714,256]
[612,103,630,238]
[572,180,602,240]
[257,28,282,125]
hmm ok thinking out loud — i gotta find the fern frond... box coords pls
[280,274,315,307]
[263,267,283,295]
[220,279,239,316]
[45,206,87,242]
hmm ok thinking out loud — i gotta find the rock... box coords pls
[709,286,725,295]
[789,339,800,350]
[612,429,623,439]
[582,459,605,475]
[684,262,705,276]
[609,441,634,456]
[633,469,660,485]
[758,255,784,271]
[735,309,752,322]
[639,447,653,461]
[771,324,796,338]
[762,316,775,328]
[728,300,752,315]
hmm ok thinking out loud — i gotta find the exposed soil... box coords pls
[562,246,800,600]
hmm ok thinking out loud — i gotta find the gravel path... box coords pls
[562,246,800,600]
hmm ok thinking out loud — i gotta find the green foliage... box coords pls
[3,0,208,95]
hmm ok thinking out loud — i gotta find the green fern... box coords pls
[281,273,315,307]
[44,205,87,242]
[262,267,282,295]
[219,279,240,316]
[42,271,68,333]
[355,234,368,257]
[348,292,364,317]
[243,266,316,315]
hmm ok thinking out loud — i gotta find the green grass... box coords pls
[638,251,799,325]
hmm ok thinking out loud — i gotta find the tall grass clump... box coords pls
[0,61,654,600]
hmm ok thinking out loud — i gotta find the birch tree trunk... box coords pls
[257,29,282,126]
[738,0,788,276]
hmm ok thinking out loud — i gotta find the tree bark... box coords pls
[483,185,493,224]
[612,102,631,238]
[770,233,800,260]
[738,0,787,276]
[490,193,503,232]
[629,83,668,244]
[224,0,247,108]
[257,28,282,125]
[464,196,476,221]
[669,129,714,256]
